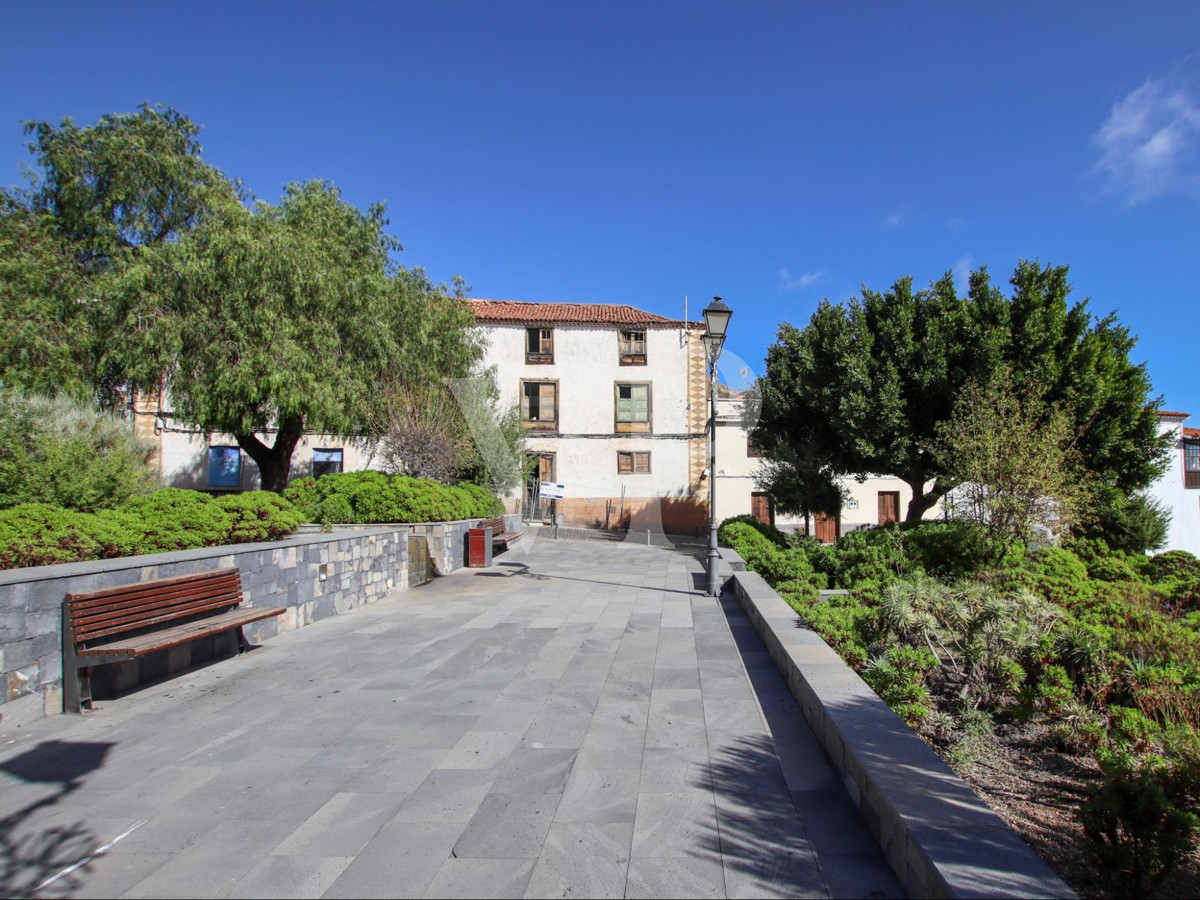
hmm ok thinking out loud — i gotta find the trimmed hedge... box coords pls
[282,471,504,525]
[0,489,302,570]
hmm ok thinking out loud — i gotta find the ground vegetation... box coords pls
[719,515,1200,897]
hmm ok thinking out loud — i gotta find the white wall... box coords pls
[711,395,941,532]
[1147,415,1200,555]
[478,323,697,500]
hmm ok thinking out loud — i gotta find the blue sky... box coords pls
[3,3,1198,412]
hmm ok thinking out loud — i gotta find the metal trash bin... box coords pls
[468,527,493,567]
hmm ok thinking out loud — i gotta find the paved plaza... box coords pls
[0,535,902,899]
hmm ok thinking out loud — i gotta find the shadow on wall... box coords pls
[0,740,114,897]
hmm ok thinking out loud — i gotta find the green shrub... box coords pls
[1078,747,1200,895]
[0,503,100,568]
[1050,700,1108,754]
[1109,706,1159,752]
[283,471,503,525]
[88,488,234,556]
[216,492,302,543]
[1148,549,1200,583]
[828,524,916,602]
[0,390,158,512]
[718,515,788,548]
[862,645,938,722]
[1026,546,1092,606]
[281,476,321,520]
[901,520,999,580]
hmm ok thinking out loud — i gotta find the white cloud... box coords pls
[883,211,905,229]
[952,256,973,295]
[780,267,825,290]
[1091,61,1200,205]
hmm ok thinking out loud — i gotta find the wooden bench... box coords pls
[478,516,523,548]
[62,568,284,713]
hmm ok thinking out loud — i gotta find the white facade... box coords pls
[713,393,941,538]
[474,306,709,533]
[1147,411,1200,555]
[137,390,368,492]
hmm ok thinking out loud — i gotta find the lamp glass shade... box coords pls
[702,296,732,340]
[701,331,724,361]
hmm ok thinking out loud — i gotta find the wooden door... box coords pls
[751,492,774,526]
[878,491,901,525]
[814,512,839,544]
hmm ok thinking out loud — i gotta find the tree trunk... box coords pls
[236,416,305,494]
[903,477,944,523]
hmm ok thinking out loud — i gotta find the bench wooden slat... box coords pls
[71,578,241,618]
[67,568,241,604]
[70,585,246,643]
[69,578,242,621]
[69,575,242,617]
[77,606,286,659]
[72,599,250,644]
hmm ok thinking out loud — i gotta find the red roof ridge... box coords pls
[1155,410,1191,418]
[467,298,687,326]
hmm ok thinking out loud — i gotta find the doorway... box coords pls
[525,452,556,523]
[878,491,901,525]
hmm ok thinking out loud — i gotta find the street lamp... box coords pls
[702,295,732,597]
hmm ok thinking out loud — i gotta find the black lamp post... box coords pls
[702,296,732,597]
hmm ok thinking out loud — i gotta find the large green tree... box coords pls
[753,261,1168,526]
[110,180,482,492]
[4,105,482,492]
[2,105,239,402]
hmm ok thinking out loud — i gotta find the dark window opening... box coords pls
[619,330,647,365]
[525,327,554,364]
[313,448,344,479]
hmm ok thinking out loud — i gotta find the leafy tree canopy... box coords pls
[3,105,483,493]
[753,261,1168,528]
[109,179,482,491]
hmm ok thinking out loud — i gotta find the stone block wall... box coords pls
[0,527,409,728]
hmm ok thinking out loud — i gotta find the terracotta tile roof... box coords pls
[1155,410,1191,418]
[1184,427,1200,439]
[468,299,686,327]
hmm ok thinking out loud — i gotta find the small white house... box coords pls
[1147,410,1200,556]
[712,391,941,541]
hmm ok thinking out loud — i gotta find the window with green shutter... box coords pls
[615,382,651,433]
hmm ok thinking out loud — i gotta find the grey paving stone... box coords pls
[122,819,297,898]
[630,790,720,858]
[341,747,445,793]
[625,852,726,899]
[492,748,578,795]
[437,730,523,770]
[69,850,175,899]
[323,821,465,899]
[640,746,713,793]
[422,857,537,899]
[452,793,561,859]
[392,769,497,823]
[272,791,406,857]
[789,789,882,856]
[524,822,633,899]
[554,767,641,824]
[223,853,354,899]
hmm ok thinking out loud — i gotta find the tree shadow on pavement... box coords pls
[0,740,113,898]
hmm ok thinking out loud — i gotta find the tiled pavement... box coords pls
[0,535,902,899]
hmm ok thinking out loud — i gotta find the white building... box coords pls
[712,392,938,540]
[470,300,710,534]
[1147,410,1200,555]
